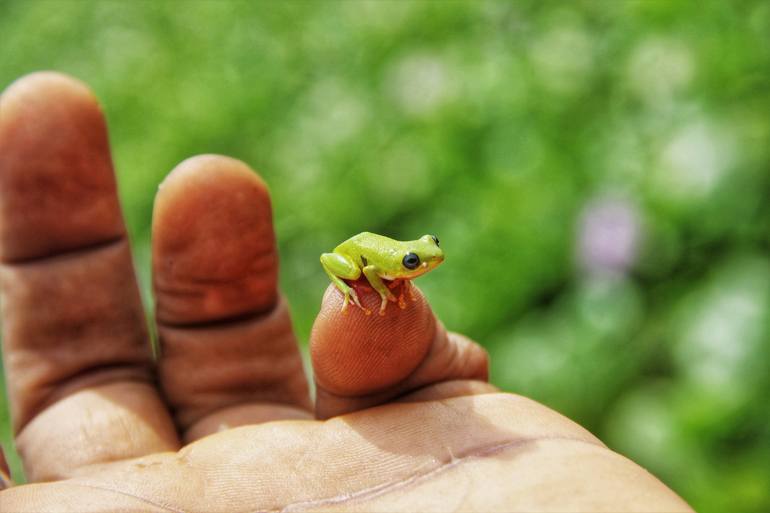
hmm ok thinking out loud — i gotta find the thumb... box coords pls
[311,282,491,419]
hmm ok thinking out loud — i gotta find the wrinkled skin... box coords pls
[0,72,693,513]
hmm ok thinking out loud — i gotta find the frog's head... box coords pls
[401,234,444,279]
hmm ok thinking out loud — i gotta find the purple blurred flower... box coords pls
[577,196,642,274]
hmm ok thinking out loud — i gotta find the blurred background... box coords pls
[1,1,769,511]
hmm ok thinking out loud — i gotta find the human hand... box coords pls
[0,72,692,512]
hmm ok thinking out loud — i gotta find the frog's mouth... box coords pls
[404,255,444,279]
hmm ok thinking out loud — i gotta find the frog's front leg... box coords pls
[362,265,397,315]
[320,253,368,314]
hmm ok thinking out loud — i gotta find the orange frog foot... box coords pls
[342,288,371,315]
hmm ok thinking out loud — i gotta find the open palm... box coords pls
[0,73,690,512]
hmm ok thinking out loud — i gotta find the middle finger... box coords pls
[152,155,312,442]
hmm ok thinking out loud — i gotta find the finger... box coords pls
[0,394,693,512]
[311,282,490,418]
[0,72,179,481]
[0,447,10,490]
[153,155,311,442]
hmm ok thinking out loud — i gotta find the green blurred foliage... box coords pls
[1,1,770,511]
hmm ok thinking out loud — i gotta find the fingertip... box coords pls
[152,155,277,325]
[1,71,98,108]
[310,282,436,397]
[157,154,268,196]
[0,71,123,262]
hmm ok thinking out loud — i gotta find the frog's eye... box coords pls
[431,234,439,246]
[402,252,420,270]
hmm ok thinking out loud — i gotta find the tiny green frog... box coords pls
[321,232,444,315]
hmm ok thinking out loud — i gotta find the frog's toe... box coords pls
[349,288,362,308]
[405,280,417,301]
[378,295,389,316]
[348,289,371,315]
[397,281,408,308]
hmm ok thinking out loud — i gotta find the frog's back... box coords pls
[334,232,400,256]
